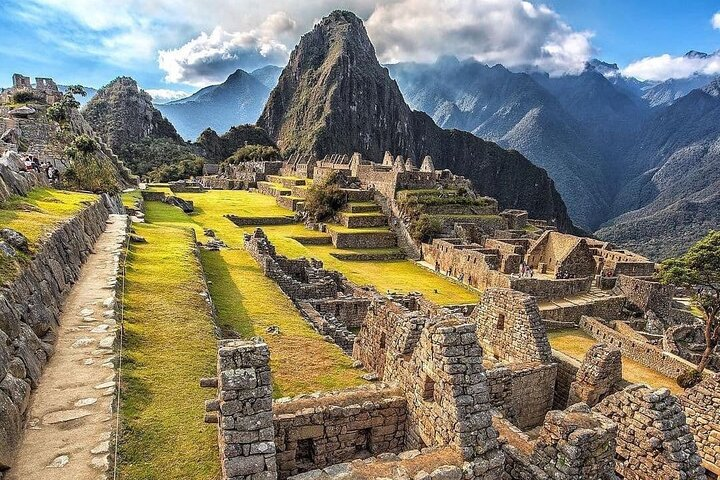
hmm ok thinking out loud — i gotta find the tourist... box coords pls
[23,157,33,172]
[434,261,439,272]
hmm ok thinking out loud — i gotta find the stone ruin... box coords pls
[0,74,62,105]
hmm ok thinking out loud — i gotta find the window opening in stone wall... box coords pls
[379,333,386,349]
[295,438,316,470]
[497,313,506,331]
[422,375,436,402]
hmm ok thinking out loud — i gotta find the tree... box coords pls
[303,171,346,222]
[658,230,720,374]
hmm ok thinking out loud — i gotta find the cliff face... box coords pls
[258,10,576,232]
[83,76,182,153]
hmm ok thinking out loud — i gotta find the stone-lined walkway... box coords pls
[7,214,127,480]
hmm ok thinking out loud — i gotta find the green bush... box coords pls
[226,144,280,164]
[147,157,204,182]
[411,215,443,243]
[46,92,80,122]
[12,91,38,103]
[62,134,120,193]
[304,172,346,222]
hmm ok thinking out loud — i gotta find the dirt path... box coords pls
[8,214,127,480]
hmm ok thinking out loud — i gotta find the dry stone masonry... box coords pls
[567,343,623,407]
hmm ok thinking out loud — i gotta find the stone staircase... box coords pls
[255,174,401,257]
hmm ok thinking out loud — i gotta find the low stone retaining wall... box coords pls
[339,213,386,228]
[579,316,700,379]
[290,235,332,245]
[539,295,625,325]
[509,276,592,300]
[226,214,296,226]
[329,251,405,261]
[329,230,397,249]
[0,193,121,470]
[276,196,304,212]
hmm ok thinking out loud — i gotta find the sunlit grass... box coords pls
[548,329,683,394]
[0,187,96,246]
[119,216,220,479]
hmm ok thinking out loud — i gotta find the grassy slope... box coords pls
[119,206,220,479]
[0,188,97,283]
[0,188,97,246]
[141,198,366,397]
[166,189,477,305]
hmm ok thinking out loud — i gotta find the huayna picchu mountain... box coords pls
[258,10,576,233]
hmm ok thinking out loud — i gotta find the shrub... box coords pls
[304,172,346,222]
[148,157,204,182]
[46,92,80,122]
[62,134,120,193]
[12,91,38,103]
[677,369,702,388]
[118,137,204,177]
[411,215,443,243]
[226,144,281,164]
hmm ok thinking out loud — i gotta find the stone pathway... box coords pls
[7,214,127,480]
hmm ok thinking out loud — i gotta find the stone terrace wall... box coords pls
[508,276,592,300]
[421,239,510,292]
[680,374,720,476]
[471,288,553,364]
[505,363,557,430]
[272,386,407,478]
[580,316,701,379]
[593,385,706,480]
[0,193,120,470]
[613,274,673,317]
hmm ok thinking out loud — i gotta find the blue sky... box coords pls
[1,0,719,100]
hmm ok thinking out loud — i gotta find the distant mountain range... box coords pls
[382,52,720,258]
[155,66,282,140]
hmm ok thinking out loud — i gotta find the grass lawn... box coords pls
[161,189,478,305]
[548,329,683,394]
[121,189,142,209]
[119,210,220,479]
[142,199,367,398]
[0,187,97,283]
[0,187,97,247]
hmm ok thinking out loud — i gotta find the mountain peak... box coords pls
[585,59,620,76]
[684,50,709,59]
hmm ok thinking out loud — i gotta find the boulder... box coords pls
[0,228,29,253]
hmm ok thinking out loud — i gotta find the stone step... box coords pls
[266,175,307,188]
[276,195,305,212]
[345,203,381,213]
[338,212,387,228]
[340,188,374,202]
[257,181,291,197]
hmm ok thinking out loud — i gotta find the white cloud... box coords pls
[157,13,294,86]
[14,0,595,83]
[713,11,720,30]
[623,52,720,81]
[145,88,191,103]
[365,0,595,75]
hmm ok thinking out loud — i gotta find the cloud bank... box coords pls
[158,13,294,86]
[623,52,720,81]
[366,0,594,75]
[145,88,192,103]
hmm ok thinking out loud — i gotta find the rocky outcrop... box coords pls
[257,10,577,233]
[196,125,277,163]
[0,193,121,470]
[0,151,48,202]
[83,76,182,153]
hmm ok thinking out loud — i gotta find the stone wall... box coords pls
[205,339,278,480]
[470,288,553,364]
[539,295,625,326]
[613,275,673,318]
[552,351,581,410]
[505,363,557,429]
[383,319,506,478]
[531,403,617,480]
[273,386,407,478]
[680,374,720,475]
[567,343,622,407]
[328,230,397,249]
[580,316,700,379]
[0,193,120,470]
[308,298,370,330]
[593,385,706,480]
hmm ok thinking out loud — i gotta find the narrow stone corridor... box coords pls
[7,214,127,480]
